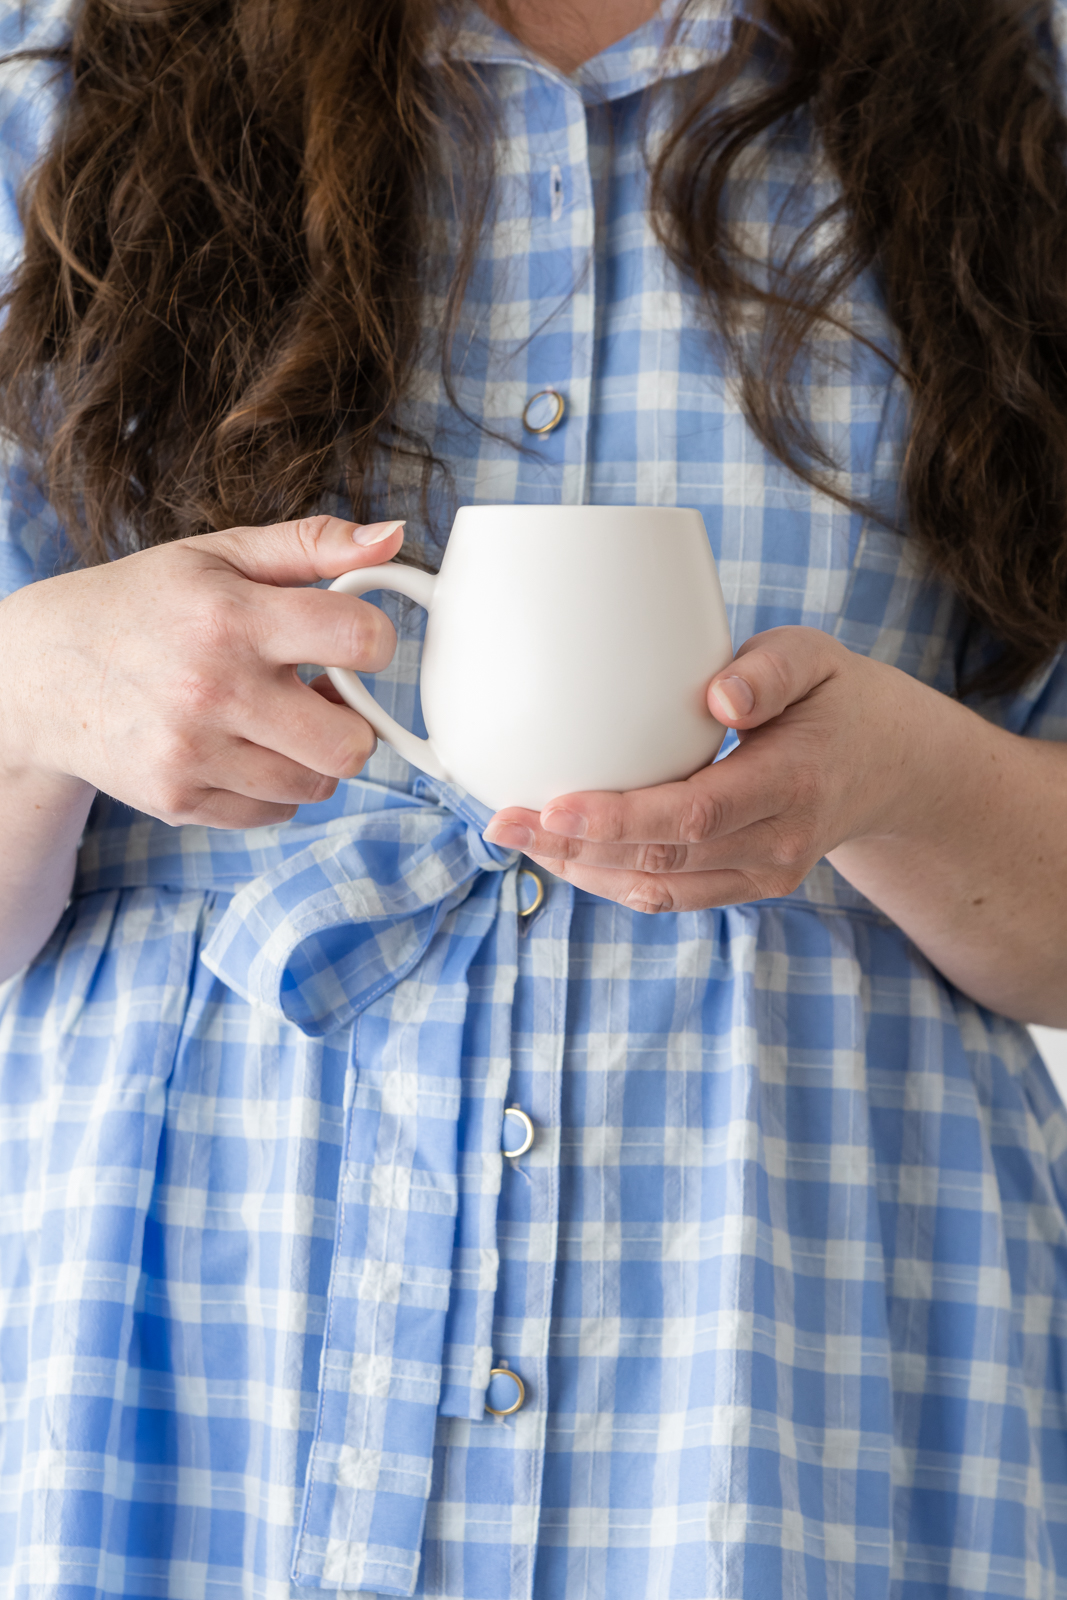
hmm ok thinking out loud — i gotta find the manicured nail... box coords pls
[541,808,586,839]
[354,519,406,545]
[710,675,754,719]
[484,821,535,850]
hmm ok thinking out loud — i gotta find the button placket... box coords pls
[508,111,594,508]
[484,871,572,1594]
[559,114,595,507]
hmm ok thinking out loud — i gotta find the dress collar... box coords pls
[434,0,767,101]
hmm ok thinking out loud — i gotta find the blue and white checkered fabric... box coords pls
[4,1,1067,1597]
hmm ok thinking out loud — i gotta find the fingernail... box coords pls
[354,519,406,546]
[484,821,535,850]
[710,675,754,719]
[541,808,586,839]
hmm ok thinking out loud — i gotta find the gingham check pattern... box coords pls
[3,2,1067,1597]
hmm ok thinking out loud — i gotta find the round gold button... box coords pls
[517,868,544,917]
[485,1366,526,1416]
[503,1105,535,1158]
[521,389,566,434]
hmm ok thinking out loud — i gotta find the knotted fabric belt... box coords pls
[196,779,521,1595]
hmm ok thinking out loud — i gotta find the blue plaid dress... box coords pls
[4,2,1067,1597]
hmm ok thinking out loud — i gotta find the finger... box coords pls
[483,810,801,876]
[527,855,764,914]
[486,748,783,854]
[707,625,845,731]
[199,740,340,807]
[308,673,346,704]
[486,779,737,853]
[191,514,406,587]
[152,789,301,830]
[251,585,397,672]
[236,677,378,780]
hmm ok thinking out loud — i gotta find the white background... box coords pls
[1031,1027,1067,1098]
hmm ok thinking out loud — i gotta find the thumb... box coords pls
[193,514,406,586]
[707,626,842,729]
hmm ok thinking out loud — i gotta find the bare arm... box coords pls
[823,683,1067,1024]
[0,765,94,979]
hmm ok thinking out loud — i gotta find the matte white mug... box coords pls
[325,504,734,812]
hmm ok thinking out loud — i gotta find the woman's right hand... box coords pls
[0,514,405,829]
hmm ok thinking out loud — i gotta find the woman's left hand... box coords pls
[482,626,934,913]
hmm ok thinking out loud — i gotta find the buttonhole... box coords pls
[550,163,564,222]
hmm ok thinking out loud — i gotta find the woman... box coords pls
[2,0,1067,1595]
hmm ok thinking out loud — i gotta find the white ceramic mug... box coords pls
[325,504,734,811]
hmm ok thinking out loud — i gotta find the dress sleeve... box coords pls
[0,0,73,601]
[1016,647,1067,743]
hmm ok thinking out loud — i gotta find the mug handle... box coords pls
[324,564,450,782]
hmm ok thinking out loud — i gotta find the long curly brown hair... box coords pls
[2,0,1067,693]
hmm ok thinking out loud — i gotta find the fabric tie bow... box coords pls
[201,777,522,1596]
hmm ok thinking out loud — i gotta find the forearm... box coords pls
[828,691,1067,1025]
[0,765,95,981]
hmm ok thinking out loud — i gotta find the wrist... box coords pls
[843,661,965,847]
[0,585,81,788]
[0,761,97,843]
[828,673,1010,920]
[0,723,81,790]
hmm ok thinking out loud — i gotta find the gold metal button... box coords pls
[485,1366,526,1416]
[503,1105,535,1158]
[517,868,544,917]
[521,389,566,434]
